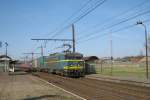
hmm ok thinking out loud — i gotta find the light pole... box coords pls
[72,24,76,53]
[136,21,149,79]
[5,42,8,56]
[110,31,113,76]
[5,42,8,72]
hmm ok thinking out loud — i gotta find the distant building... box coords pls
[114,56,144,63]
[127,56,144,63]
[0,55,17,72]
[9,60,18,72]
[83,56,99,74]
[138,56,150,63]
[0,55,11,72]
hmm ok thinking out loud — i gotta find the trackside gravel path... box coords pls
[34,72,150,100]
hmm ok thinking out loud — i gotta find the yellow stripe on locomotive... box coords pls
[64,66,82,70]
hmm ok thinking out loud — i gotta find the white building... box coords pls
[0,55,16,72]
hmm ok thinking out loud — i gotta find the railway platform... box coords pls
[0,72,80,100]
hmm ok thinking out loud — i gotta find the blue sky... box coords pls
[0,0,150,59]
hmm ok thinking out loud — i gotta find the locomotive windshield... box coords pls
[67,61,84,66]
[65,53,83,60]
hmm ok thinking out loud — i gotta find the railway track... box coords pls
[33,72,150,100]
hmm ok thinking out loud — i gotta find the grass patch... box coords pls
[95,65,148,78]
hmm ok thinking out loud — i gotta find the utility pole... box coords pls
[5,42,8,56]
[38,45,44,67]
[41,45,44,57]
[37,45,44,57]
[110,32,113,76]
[20,56,28,64]
[136,21,149,79]
[5,42,8,72]
[72,24,75,53]
[23,52,40,67]
[25,56,28,64]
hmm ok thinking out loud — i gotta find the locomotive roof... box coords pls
[49,52,83,56]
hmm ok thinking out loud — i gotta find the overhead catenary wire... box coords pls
[78,9,150,41]
[77,0,150,39]
[77,8,150,42]
[31,0,149,55]
[71,0,106,24]
[79,18,150,43]
[50,0,107,39]
[44,0,93,37]
[77,18,150,44]
[35,0,106,54]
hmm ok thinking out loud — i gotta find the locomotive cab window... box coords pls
[67,61,84,66]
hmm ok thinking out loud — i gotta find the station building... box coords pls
[0,55,17,72]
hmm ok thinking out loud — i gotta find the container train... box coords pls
[34,52,85,77]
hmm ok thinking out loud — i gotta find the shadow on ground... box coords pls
[8,71,28,75]
[22,95,60,100]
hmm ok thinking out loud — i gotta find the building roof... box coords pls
[83,56,99,61]
[0,55,12,61]
[10,60,18,64]
[129,56,143,63]
[139,57,150,62]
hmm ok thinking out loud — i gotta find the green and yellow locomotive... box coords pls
[37,52,85,77]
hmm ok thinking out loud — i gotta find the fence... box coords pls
[90,61,150,79]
